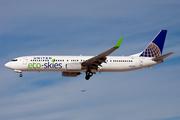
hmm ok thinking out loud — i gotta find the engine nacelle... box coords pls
[62,72,81,77]
[66,63,82,71]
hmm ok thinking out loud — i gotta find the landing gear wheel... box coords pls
[19,73,23,77]
[85,70,93,80]
[85,75,90,80]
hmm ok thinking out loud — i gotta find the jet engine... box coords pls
[62,72,81,77]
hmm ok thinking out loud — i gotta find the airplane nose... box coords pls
[5,63,8,67]
[5,62,11,69]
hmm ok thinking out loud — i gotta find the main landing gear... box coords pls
[85,70,93,80]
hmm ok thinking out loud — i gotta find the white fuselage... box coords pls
[5,55,161,73]
[4,30,171,79]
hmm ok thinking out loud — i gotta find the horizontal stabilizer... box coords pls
[152,52,174,61]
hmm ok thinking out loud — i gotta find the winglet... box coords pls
[114,36,123,48]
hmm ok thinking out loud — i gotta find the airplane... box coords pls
[5,30,173,80]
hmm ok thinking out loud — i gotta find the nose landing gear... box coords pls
[14,70,23,77]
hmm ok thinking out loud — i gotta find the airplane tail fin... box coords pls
[139,30,167,57]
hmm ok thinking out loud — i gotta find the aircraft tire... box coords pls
[85,70,93,80]
[85,75,90,80]
[19,73,23,77]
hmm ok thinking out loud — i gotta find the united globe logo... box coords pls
[140,42,161,57]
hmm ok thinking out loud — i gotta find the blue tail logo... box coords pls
[140,30,167,57]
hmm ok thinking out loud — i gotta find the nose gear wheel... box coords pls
[19,73,23,77]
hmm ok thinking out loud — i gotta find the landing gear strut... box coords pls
[85,70,93,80]
[19,73,23,77]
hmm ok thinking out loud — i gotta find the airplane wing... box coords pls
[152,52,174,61]
[81,37,123,69]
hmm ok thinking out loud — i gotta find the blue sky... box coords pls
[0,0,180,120]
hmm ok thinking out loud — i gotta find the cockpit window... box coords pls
[11,59,18,61]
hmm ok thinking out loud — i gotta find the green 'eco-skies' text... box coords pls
[28,63,41,69]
